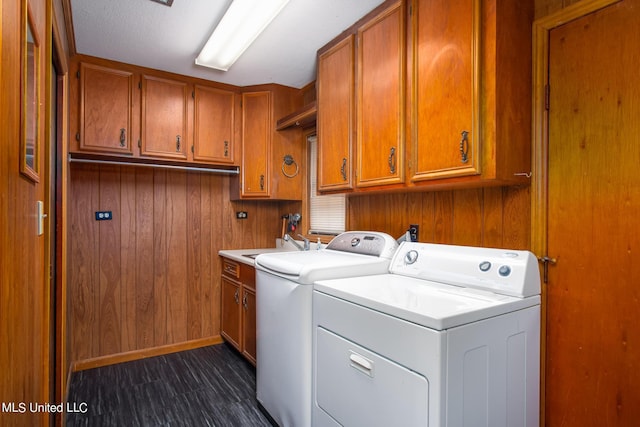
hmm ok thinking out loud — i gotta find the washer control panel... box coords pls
[390,242,541,298]
[326,231,398,259]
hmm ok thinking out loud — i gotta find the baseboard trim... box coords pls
[70,336,225,372]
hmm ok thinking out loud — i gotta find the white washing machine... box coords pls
[254,231,398,427]
[313,242,541,427]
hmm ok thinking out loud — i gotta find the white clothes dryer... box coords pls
[313,241,541,427]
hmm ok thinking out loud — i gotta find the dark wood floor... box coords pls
[66,343,274,426]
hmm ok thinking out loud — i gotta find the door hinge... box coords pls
[76,133,80,141]
[538,255,557,284]
[138,139,142,148]
[544,84,550,111]
[76,70,80,79]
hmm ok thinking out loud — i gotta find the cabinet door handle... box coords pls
[176,135,181,152]
[120,128,126,147]
[234,288,239,304]
[459,130,469,163]
[242,294,248,310]
[340,157,347,181]
[259,174,265,191]
[388,147,396,174]
[224,140,229,157]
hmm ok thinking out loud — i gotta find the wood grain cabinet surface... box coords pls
[220,257,257,365]
[141,74,190,161]
[316,0,533,193]
[73,62,138,155]
[193,85,236,164]
[407,0,533,188]
[317,35,355,191]
[232,86,304,200]
[356,0,405,188]
[69,56,241,168]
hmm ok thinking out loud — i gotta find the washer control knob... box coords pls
[350,237,361,247]
[479,261,492,272]
[404,250,419,265]
[498,265,512,277]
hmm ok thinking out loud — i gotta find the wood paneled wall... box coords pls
[68,163,296,362]
[348,185,530,249]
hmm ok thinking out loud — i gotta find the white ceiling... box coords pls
[70,0,385,89]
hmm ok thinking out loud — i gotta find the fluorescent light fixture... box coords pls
[196,0,290,71]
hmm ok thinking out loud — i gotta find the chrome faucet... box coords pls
[283,233,310,251]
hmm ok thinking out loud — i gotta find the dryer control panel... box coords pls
[390,242,541,298]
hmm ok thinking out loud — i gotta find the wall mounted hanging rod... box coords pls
[68,155,239,175]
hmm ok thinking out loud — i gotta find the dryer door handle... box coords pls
[349,352,374,377]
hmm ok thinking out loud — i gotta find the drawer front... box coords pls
[240,263,256,290]
[222,258,240,279]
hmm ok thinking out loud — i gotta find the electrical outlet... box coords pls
[409,224,419,242]
[95,211,113,221]
[236,211,248,219]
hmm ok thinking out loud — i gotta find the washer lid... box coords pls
[314,274,541,330]
[255,250,392,285]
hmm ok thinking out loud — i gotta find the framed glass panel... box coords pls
[20,2,40,182]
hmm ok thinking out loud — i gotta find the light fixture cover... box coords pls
[195,0,290,71]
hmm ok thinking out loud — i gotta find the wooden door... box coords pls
[546,1,640,425]
[242,287,257,365]
[0,0,50,424]
[78,62,136,155]
[220,277,242,351]
[241,91,271,197]
[356,0,405,188]
[193,85,235,164]
[317,35,355,191]
[409,0,478,181]
[141,74,189,160]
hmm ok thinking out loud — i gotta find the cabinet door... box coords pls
[241,91,271,197]
[317,35,355,191]
[410,0,479,181]
[78,63,136,155]
[193,85,235,164]
[141,74,189,160]
[221,277,242,351]
[241,287,257,365]
[356,1,405,188]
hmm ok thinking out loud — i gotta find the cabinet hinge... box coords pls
[191,145,194,153]
[192,91,195,99]
[409,4,412,15]
[75,133,80,141]
[76,71,80,79]
[138,139,142,148]
[545,84,550,111]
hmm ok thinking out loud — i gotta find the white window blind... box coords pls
[308,135,345,235]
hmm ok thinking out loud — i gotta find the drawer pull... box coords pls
[459,130,469,163]
[349,351,374,377]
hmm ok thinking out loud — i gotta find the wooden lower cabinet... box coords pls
[220,257,257,365]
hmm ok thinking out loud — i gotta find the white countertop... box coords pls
[218,238,323,266]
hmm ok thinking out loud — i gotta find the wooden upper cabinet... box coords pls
[408,0,533,187]
[356,0,405,188]
[317,35,355,191]
[141,74,190,161]
[193,85,236,164]
[241,91,271,197]
[76,62,137,155]
[410,0,478,181]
